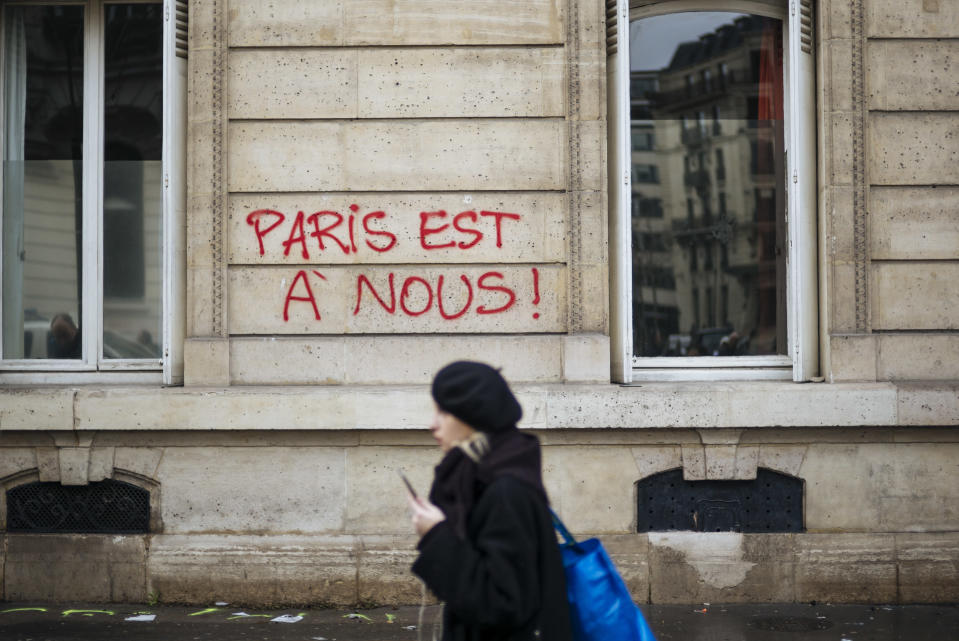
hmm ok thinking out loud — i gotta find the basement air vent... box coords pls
[636,468,803,533]
[6,480,150,534]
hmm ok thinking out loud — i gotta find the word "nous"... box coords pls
[284,268,542,321]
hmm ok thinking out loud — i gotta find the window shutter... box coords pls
[162,0,187,384]
[607,0,632,383]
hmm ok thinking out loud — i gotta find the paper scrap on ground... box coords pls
[270,614,303,623]
[125,614,157,622]
[215,602,229,606]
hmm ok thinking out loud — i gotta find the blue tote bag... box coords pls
[551,510,657,641]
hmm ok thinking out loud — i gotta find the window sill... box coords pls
[0,381,956,431]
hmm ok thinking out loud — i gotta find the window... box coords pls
[632,163,659,184]
[609,0,817,382]
[0,0,185,383]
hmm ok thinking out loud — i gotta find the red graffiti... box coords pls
[247,209,285,256]
[283,270,326,321]
[531,267,540,319]
[351,271,517,319]
[418,210,521,251]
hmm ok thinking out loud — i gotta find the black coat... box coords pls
[412,475,573,641]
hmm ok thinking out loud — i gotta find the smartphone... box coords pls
[397,469,417,499]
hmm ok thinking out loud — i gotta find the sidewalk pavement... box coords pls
[1,601,957,640]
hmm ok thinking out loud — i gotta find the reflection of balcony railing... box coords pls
[683,168,710,188]
[681,127,706,146]
[649,70,752,109]
[671,214,737,244]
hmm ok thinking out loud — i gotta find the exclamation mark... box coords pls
[531,267,540,319]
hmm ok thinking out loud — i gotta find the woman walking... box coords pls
[407,360,572,641]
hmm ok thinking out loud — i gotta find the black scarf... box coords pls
[428,428,548,538]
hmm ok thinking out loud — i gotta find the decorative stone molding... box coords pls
[850,0,869,331]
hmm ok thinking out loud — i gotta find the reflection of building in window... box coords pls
[630,12,786,358]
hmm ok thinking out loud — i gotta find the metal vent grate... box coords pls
[6,480,150,534]
[174,0,188,59]
[636,468,803,533]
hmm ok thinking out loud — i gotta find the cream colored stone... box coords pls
[228,192,567,265]
[228,120,567,192]
[829,261,858,333]
[869,113,959,185]
[114,447,163,479]
[148,534,359,606]
[36,448,59,482]
[682,445,706,480]
[344,447,437,534]
[58,448,89,486]
[572,190,607,265]
[868,40,959,111]
[576,262,610,333]
[825,186,855,262]
[867,0,959,37]
[896,532,959,603]
[826,39,854,112]
[228,0,565,47]
[544,446,637,533]
[228,265,567,334]
[734,445,759,480]
[183,337,230,386]
[357,48,565,118]
[0,389,74,430]
[356,534,424,604]
[897,383,959,425]
[827,111,854,186]
[872,262,959,330]
[823,0,853,39]
[879,334,959,381]
[795,534,898,603]
[230,336,563,385]
[186,267,216,337]
[5,534,146,602]
[600,535,651,601]
[631,446,682,480]
[187,49,215,127]
[156,448,346,533]
[829,334,877,382]
[801,444,882,529]
[88,447,115,482]
[228,50,357,119]
[704,445,738,480]
[562,333,610,382]
[870,187,959,260]
[757,445,808,477]
[573,119,604,192]
[0,449,36,480]
[802,443,959,531]
[546,382,898,428]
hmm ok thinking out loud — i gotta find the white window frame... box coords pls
[0,0,185,384]
[609,0,818,383]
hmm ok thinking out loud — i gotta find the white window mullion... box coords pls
[787,0,818,381]
[608,0,632,383]
[162,0,187,384]
[82,0,104,368]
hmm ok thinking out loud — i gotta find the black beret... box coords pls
[431,361,522,433]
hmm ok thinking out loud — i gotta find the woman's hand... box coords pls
[408,494,446,537]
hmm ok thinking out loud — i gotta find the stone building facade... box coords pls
[0,0,957,606]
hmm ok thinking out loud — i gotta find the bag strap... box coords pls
[549,508,577,547]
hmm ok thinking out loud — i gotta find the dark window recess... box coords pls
[636,468,803,533]
[6,480,149,534]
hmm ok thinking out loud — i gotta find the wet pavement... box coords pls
[0,601,957,640]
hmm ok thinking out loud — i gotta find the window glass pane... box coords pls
[2,6,84,359]
[629,12,786,358]
[102,3,162,359]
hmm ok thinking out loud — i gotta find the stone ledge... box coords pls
[1,381,955,430]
